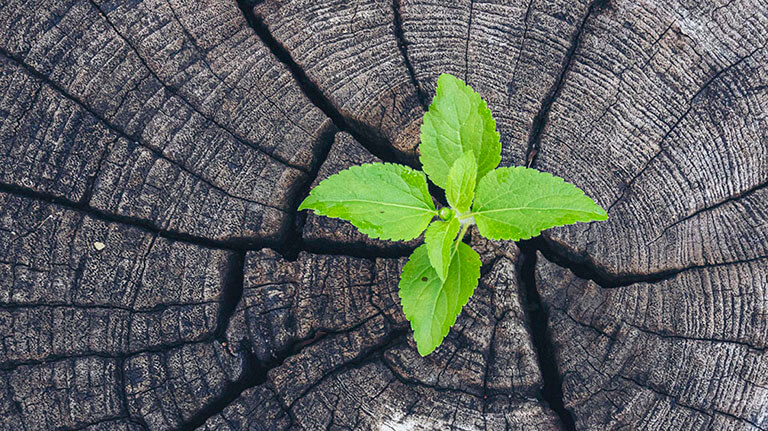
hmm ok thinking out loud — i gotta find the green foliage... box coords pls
[446,151,478,214]
[473,167,608,241]
[424,218,460,281]
[419,74,501,190]
[398,242,481,356]
[299,73,607,356]
[298,163,436,241]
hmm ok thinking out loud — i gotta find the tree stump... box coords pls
[0,0,766,430]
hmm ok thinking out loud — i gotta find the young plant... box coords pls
[299,73,607,356]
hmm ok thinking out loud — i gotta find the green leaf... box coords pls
[446,151,478,213]
[398,242,481,356]
[424,218,460,282]
[419,73,501,190]
[299,163,437,241]
[472,167,608,241]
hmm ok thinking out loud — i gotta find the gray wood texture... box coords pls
[0,0,766,429]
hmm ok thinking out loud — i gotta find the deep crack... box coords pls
[530,235,768,288]
[516,242,577,431]
[300,236,416,260]
[525,0,609,167]
[175,328,339,430]
[215,252,247,340]
[0,180,263,252]
[279,127,338,261]
[392,0,429,110]
[175,346,271,430]
[236,0,411,168]
[0,178,416,261]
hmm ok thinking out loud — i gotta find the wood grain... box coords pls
[1,0,766,429]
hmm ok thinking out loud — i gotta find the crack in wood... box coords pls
[0,49,292,214]
[525,0,610,168]
[392,0,428,110]
[0,180,265,251]
[517,242,577,431]
[619,375,768,431]
[464,0,475,83]
[215,252,247,340]
[174,345,271,430]
[530,235,768,288]
[236,0,412,169]
[178,326,408,430]
[650,178,768,243]
[0,177,417,263]
[300,235,416,260]
[606,41,768,214]
[86,0,305,173]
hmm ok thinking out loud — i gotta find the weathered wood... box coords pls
[532,0,768,276]
[1,0,767,429]
[0,192,240,429]
[536,256,768,430]
[254,0,426,158]
[198,386,291,430]
[301,132,421,254]
[215,246,561,429]
[398,0,593,166]
[0,0,335,243]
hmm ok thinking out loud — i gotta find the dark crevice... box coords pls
[285,327,409,411]
[280,126,338,261]
[0,48,290,213]
[392,0,429,110]
[117,357,151,431]
[480,315,501,406]
[463,0,475,82]
[176,328,330,430]
[525,0,609,168]
[510,0,534,87]
[87,0,305,172]
[0,177,419,262]
[214,252,247,339]
[479,254,503,277]
[0,181,281,252]
[528,235,768,288]
[79,137,115,207]
[300,237,416,260]
[516,242,577,431]
[526,236,676,288]
[652,178,768,242]
[180,326,407,429]
[236,0,413,168]
[175,346,273,430]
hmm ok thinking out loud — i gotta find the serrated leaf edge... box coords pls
[473,166,608,241]
[298,162,438,241]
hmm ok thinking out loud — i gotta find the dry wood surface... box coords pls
[0,0,766,430]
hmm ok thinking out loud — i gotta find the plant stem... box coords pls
[450,222,471,260]
[457,212,475,220]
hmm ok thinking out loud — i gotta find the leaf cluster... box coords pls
[300,73,607,355]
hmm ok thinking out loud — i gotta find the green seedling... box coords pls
[299,73,607,356]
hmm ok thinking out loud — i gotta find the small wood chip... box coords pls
[93,242,106,251]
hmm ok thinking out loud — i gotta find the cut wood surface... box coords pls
[0,0,766,430]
